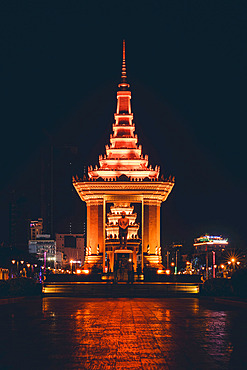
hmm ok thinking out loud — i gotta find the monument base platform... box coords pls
[43,281,201,297]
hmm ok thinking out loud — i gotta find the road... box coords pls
[0,297,246,369]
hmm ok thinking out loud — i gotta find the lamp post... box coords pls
[206,250,209,280]
[11,260,16,278]
[20,260,24,277]
[26,263,30,277]
[166,251,170,270]
[212,251,216,278]
[12,260,20,277]
[227,260,231,275]
[170,262,175,274]
[44,252,47,278]
[172,244,182,275]
[175,250,178,275]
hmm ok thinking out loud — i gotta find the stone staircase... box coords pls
[43,282,201,297]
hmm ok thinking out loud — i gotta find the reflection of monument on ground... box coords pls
[73,41,174,273]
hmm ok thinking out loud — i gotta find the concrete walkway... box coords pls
[0,297,246,369]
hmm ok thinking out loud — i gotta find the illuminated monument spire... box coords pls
[88,40,159,181]
[73,41,174,272]
[119,39,129,89]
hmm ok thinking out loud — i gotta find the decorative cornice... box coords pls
[74,180,174,190]
[73,180,174,204]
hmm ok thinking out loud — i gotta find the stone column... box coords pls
[102,199,106,272]
[86,199,104,255]
[143,200,161,254]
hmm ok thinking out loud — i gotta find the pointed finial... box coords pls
[119,39,130,90]
[123,39,126,61]
[121,40,127,82]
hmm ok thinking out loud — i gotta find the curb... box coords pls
[0,297,26,305]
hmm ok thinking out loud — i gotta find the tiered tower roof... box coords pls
[88,40,160,181]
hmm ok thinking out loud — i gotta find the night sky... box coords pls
[1,1,246,249]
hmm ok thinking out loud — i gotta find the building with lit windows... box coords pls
[29,218,43,240]
[73,41,174,273]
[55,234,84,267]
[28,234,56,265]
[194,235,228,254]
[193,234,229,279]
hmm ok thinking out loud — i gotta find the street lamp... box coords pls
[230,258,236,271]
[172,244,182,275]
[19,260,25,276]
[11,260,16,278]
[212,251,216,278]
[11,260,20,276]
[26,263,30,277]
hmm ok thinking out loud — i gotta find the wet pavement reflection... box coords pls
[0,297,246,369]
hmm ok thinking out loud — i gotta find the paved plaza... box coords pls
[0,297,246,369]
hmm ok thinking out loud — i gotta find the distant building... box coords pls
[30,218,43,240]
[55,234,84,266]
[28,234,56,264]
[194,235,228,253]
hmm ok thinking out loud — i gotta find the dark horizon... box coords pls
[1,1,246,250]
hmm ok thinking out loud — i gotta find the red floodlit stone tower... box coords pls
[73,41,174,272]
